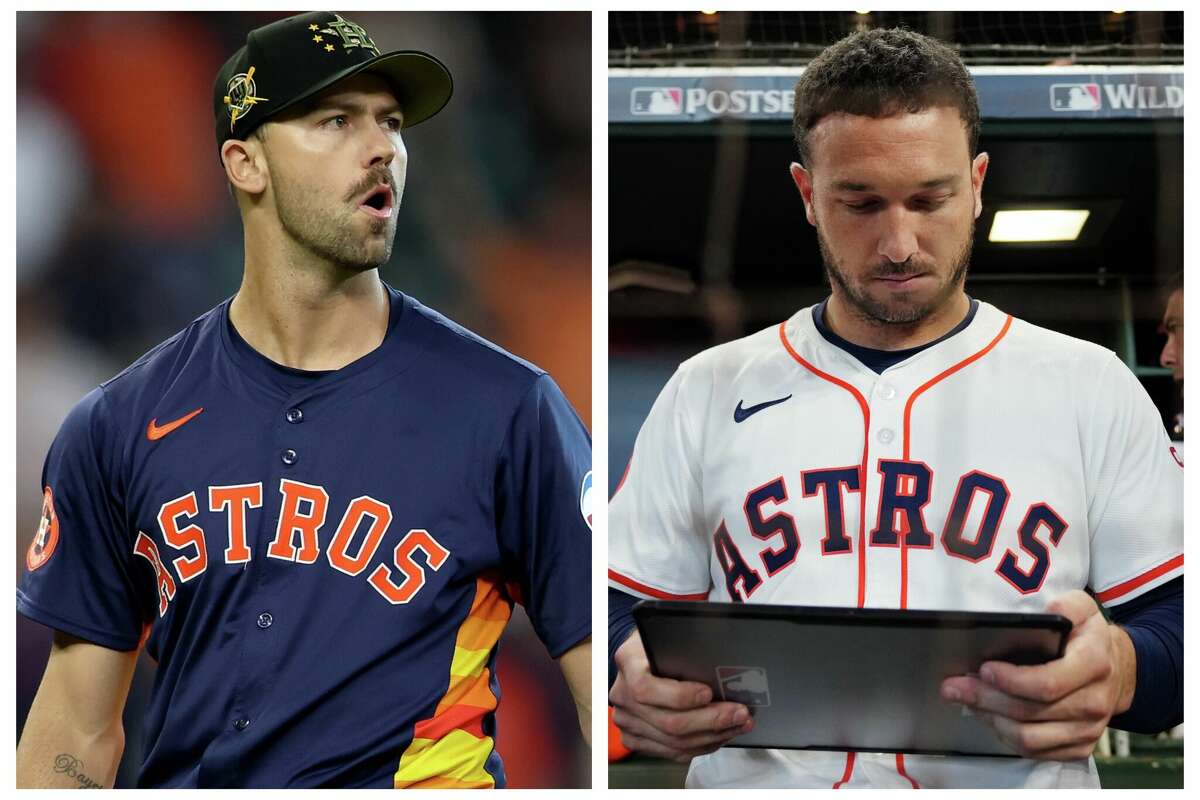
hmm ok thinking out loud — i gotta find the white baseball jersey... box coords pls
[608,300,1183,789]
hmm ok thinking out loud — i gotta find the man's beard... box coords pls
[816,217,974,326]
[272,169,396,271]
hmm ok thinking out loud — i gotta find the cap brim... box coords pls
[250,49,453,135]
[360,51,453,128]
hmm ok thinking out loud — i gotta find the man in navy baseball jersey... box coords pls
[17,12,591,788]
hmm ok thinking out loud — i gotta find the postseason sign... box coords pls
[611,66,1183,123]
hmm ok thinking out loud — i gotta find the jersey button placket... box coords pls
[873,381,899,446]
[282,405,304,464]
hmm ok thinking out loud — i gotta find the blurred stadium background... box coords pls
[15,11,590,789]
[608,10,1182,789]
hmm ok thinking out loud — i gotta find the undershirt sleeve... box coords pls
[1106,576,1182,733]
[608,587,640,690]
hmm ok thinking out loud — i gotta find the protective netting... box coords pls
[609,11,1183,66]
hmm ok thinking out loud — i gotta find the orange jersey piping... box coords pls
[778,320,872,788]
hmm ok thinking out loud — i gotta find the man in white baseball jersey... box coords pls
[608,28,1182,789]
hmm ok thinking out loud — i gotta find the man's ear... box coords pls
[222,134,268,198]
[790,162,817,227]
[970,151,989,220]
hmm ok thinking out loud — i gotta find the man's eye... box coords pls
[383,117,402,131]
[915,197,949,210]
[845,201,878,213]
[324,115,348,128]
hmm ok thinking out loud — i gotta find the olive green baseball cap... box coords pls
[214,12,452,155]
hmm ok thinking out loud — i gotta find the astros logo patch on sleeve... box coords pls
[580,471,593,530]
[27,487,60,571]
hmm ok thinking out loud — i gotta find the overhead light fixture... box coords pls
[855,10,871,15]
[700,10,718,15]
[988,209,1090,242]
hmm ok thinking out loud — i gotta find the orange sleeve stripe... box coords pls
[438,668,498,713]
[394,576,507,787]
[413,703,488,741]
[1096,555,1183,603]
[393,575,506,786]
[608,569,708,600]
[457,614,508,652]
[469,581,513,621]
[452,673,500,711]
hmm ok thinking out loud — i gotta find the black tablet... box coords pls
[633,601,1071,758]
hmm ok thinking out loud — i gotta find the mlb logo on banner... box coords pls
[1050,83,1102,111]
[631,87,683,115]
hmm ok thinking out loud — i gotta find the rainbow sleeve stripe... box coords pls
[393,576,513,788]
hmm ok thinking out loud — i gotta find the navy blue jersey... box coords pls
[18,284,592,788]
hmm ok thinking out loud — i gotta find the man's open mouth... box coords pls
[358,184,394,218]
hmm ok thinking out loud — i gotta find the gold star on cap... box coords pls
[325,43,334,52]
[313,35,323,42]
[308,23,318,31]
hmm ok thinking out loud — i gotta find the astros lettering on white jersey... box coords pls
[608,299,1183,789]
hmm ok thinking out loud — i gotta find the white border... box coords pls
[590,12,609,789]
[5,3,1196,794]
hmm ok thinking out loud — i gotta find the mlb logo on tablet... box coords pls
[716,666,770,707]
[631,87,683,115]
[1050,83,1101,111]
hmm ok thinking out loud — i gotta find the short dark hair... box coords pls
[793,27,981,167]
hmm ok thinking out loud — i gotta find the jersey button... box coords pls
[233,718,250,731]
[879,384,897,400]
[877,428,895,444]
[286,408,303,424]
[281,448,298,466]
[257,612,273,629]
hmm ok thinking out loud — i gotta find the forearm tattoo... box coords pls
[53,754,102,789]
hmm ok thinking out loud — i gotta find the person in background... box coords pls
[1159,271,1183,442]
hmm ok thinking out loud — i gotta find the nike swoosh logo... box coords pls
[147,408,204,441]
[734,395,792,423]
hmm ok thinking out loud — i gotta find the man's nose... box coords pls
[363,124,399,168]
[1160,336,1178,369]
[876,208,920,265]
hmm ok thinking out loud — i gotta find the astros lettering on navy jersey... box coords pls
[608,300,1182,789]
[19,284,592,788]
